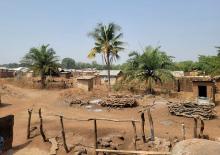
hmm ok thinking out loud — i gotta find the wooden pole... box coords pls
[199,119,204,138]
[131,121,138,150]
[93,119,98,155]
[181,123,185,140]
[38,108,47,142]
[147,108,155,141]
[140,112,146,143]
[59,116,69,153]
[193,118,198,138]
[27,109,32,139]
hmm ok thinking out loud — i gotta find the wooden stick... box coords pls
[131,121,137,150]
[193,118,198,138]
[27,109,32,139]
[96,149,171,154]
[59,116,69,153]
[181,123,185,140]
[93,119,98,155]
[147,108,155,141]
[140,112,146,143]
[199,119,204,138]
[38,108,47,142]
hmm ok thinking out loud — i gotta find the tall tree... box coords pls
[61,57,75,69]
[124,46,174,94]
[21,44,59,88]
[88,23,125,87]
[216,46,220,57]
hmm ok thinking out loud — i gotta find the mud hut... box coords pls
[77,76,95,91]
[192,77,215,103]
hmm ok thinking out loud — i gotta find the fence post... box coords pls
[181,123,185,140]
[131,121,137,150]
[199,119,204,138]
[38,108,47,142]
[147,108,154,141]
[193,118,198,138]
[140,112,146,143]
[59,116,69,153]
[27,109,32,139]
[93,119,98,155]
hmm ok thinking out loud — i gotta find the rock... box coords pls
[171,139,220,155]
[74,147,87,155]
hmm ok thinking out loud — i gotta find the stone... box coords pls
[171,139,220,155]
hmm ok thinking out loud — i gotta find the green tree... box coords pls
[175,61,195,72]
[21,44,59,88]
[216,46,220,57]
[124,46,174,94]
[88,23,125,86]
[61,57,75,69]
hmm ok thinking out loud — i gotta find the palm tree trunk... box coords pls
[106,54,111,89]
[41,73,46,88]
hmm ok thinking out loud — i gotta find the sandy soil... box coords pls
[0,83,220,154]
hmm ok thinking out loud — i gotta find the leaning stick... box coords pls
[193,118,198,138]
[38,108,47,142]
[27,109,33,139]
[59,116,69,153]
[93,119,98,155]
[140,112,146,143]
[147,108,155,141]
[131,121,138,150]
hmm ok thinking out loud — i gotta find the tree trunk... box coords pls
[106,54,111,89]
[41,73,46,88]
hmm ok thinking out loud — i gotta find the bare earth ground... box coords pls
[0,83,220,154]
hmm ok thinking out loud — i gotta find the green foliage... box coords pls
[21,44,59,88]
[123,46,174,93]
[174,61,196,72]
[88,23,124,86]
[61,57,75,69]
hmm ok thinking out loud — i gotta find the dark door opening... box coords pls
[198,86,207,97]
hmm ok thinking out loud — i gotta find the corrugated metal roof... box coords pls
[99,70,121,77]
[77,76,95,80]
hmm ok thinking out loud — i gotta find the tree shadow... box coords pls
[12,140,32,153]
[0,103,12,108]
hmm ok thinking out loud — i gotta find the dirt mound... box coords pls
[171,139,220,155]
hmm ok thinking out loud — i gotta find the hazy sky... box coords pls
[0,0,220,64]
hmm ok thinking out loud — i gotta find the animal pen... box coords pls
[25,107,207,155]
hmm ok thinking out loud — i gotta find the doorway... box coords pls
[198,85,207,97]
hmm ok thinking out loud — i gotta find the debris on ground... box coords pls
[167,101,216,120]
[48,137,59,155]
[98,134,125,150]
[73,147,87,155]
[65,98,89,106]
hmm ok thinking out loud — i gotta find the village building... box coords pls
[77,76,95,91]
[98,70,123,85]
[192,77,215,103]
[0,67,14,78]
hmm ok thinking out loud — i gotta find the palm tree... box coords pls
[88,23,124,87]
[21,44,59,88]
[125,46,174,94]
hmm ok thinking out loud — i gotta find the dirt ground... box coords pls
[0,83,220,154]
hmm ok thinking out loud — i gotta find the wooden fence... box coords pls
[26,107,205,155]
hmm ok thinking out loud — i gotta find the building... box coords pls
[0,67,14,78]
[192,77,215,103]
[99,70,123,85]
[77,76,95,91]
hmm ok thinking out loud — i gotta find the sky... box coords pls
[0,0,220,64]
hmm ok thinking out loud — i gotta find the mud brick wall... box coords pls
[192,81,214,101]
[0,115,14,152]
[0,71,14,78]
